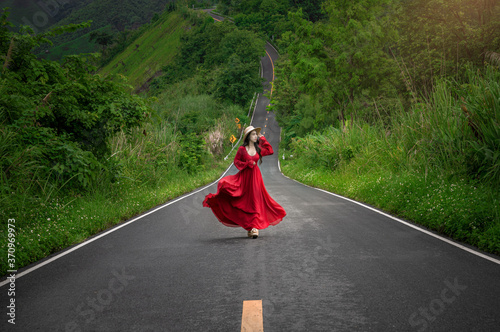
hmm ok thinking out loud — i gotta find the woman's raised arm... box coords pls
[258,136,274,157]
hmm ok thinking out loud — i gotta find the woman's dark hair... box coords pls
[243,131,263,165]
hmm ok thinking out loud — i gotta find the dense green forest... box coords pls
[0,0,499,275]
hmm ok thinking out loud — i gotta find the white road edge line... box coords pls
[0,162,236,287]
[266,41,280,56]
[266,41,497,266]
[0,53,267,286]
[277,158,500,266]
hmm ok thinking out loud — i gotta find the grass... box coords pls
[99,11,187,91]
[278,68,500,256]
[0,146,237,276]
[281,158,499,254]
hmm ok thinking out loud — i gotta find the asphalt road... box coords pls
[1,19,500,332]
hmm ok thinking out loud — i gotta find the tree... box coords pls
[89,31,115,51]
[218,28,265,66]
[213,54,263,106]
[0,9,149,188]
[291,0,326,22]
[395,0,500,95]
[321,0,398,126]
[272,9,335,136]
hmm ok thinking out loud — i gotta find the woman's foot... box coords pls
[247,228,259,239]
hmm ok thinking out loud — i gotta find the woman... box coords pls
[203,126,286,238]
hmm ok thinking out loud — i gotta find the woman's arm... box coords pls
[234,146,255,170]
[258,135,274,157]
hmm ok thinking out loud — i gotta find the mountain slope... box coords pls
[5,0,172,60]
[99,10,187,92]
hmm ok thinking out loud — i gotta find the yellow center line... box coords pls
[264,50,275,97]
[241,300,264,332]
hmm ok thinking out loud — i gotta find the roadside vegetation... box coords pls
[279,69,500,254]
[223,0,500,255]
[0,5,262,275]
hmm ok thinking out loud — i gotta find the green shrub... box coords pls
[460,67,500,186]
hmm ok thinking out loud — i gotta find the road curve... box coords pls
[1,13,499,332]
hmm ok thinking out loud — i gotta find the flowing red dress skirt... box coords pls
[203,136,286,231]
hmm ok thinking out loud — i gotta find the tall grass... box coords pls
[281,67,500,255]
[461,67,500,185]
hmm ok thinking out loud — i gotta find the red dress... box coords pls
[203,136,286,231]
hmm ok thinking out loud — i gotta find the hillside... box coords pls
[4,0,172,61]
[52,0,171,34]
[99,10,187,92]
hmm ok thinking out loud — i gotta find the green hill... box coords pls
[4,0,172,60]
[99,10,187,92]
[50,0,171,40]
